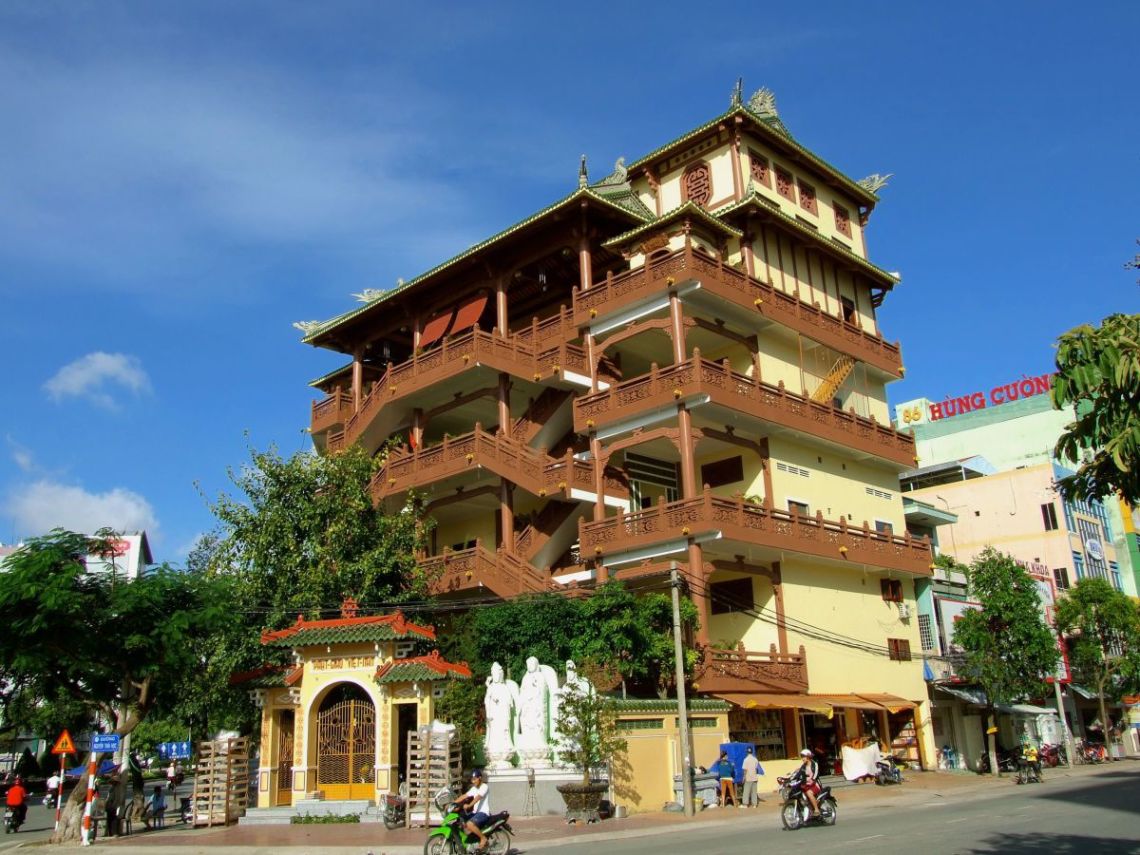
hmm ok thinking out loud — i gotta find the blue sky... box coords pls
[1,1,1137,559]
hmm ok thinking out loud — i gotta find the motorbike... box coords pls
[874,754,905,785]
[1038,743,1062,768]
[4,805,24,834]
[977,748,1018,775]
[777,775,837,830]
[423,788,513,855]
[1015,755,1043,785]
[382,785,407,830]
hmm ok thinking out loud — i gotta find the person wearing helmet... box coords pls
[5,776,28,828]
[795,749,821,817]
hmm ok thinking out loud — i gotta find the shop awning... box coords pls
[1069,684,1097,700]
[935,685,988,706]
[996,704,1059,717]
[814,694,891,712]
[713,692,833,715]
[856,693,918,713]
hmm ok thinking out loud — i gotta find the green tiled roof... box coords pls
[261,611,435,648]
[626,105,878,208]
[602,201,742,250]
[308,362,354,388]
[300,187,651,347]
[609,697,731,713]
[715,192,900,288]
[374,651,472,684]
[229,664,302,689]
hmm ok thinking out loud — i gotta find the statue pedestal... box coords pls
[482,767,583,817]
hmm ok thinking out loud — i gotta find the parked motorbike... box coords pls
[977,748,1018,775]
[423,788,513,855]
[874,754,905,785]
[383,787,407,830]
[777,775,837,830]
[1039,743,1062,768]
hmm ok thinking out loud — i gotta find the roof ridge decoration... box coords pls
[293,320,324,335]
[857,173,893,194]
[579,154,588,188]
[590,156,655,221]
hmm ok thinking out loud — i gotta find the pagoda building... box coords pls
[300,86,936,773]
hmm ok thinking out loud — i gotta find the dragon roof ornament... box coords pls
[595,156,628,187]
[578,154,588,188]
[857,173,893,194]
[748,87,778,118]
[293,320,324,335]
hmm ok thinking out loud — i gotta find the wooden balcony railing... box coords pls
[419,540,550,598]
[578,489,933,576]
[371,427,629,503]
[574,245,902,377]
[311,390,354,437]
[513,307,577,352]
[574,352,915,467]
[698,644,809,693]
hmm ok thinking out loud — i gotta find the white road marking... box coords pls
[851,834,885,842]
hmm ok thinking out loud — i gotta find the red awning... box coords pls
[448,294,489,336]
[419,310,454,349]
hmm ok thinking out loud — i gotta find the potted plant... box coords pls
[553,684,627,823]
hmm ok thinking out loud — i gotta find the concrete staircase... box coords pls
[241,798,383,825]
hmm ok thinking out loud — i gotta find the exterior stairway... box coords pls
[809,355,855,404]
[512,387,573,448]
[514,500,588,570]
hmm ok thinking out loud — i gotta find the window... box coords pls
[1041,503,1059,531]
[841,296,856,324]
[748,150,771,187]
[775,167,796,202]
[682,162,712,207]
[887,638,912,661]
[1111,562,1122,591]
[787,499,810,517]
[918,614,935,652]
[881,579,903,602]
[700,455,744,489]
[834,204,852,238]
[1073,552,1085,580]
[875,520,895,536]
[1053,567,1070,591]
[798,180,818,215]
[617,718,664,731]
[710,578,754,614]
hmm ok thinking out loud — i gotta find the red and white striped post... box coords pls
[81,756,96,846]
[53,753,65,831]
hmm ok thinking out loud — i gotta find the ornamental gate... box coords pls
[316,686,376,800]
[276,710,294,806]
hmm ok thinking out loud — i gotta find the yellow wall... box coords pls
[436,515,497,553]
[707,573,780,651]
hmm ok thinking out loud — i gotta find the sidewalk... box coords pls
[31,760,1136,854]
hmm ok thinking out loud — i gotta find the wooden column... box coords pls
[678,408,697,499]
[495,277,508,334]
[730,123,744,202]
[586,332,598,393]
[741,224,756,278]
[668,293,686,365]
[497,373,511,436]
[351,347,364,412]
[413,314,423,350]
[688,542,710,646]
[412,408,425,451]
[771,560,788,653]
[590,435,605,522]
[578,228,593,292]
[499,480,514,552]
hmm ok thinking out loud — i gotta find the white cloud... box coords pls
[43,352,151,410]
[4,480,159,540]
[5,436,34,473]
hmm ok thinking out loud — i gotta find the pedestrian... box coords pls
[741,747,763,807]
[715,751,737,808]
[143,784,166,829]
[105,774,125,837]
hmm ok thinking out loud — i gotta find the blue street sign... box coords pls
[159,741,192,760]
[92,733,120,753]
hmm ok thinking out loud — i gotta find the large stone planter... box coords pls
[555,781,607,823]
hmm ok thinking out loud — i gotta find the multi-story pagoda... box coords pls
[301,86,936,771]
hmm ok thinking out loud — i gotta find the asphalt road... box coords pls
[529,767,1140,855]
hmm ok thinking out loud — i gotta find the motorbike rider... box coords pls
[1021,742,1041,780]
[454,769,490,853]
[5,776,27,829]
[792,749,821,817]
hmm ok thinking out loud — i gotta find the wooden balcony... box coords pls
[311,390,354,439]
[696,645,809,694]
[371,427,628,504]
[420,541,551,599]
[574,353,916,467]
[578,489,933,576]
[573,245,903,377]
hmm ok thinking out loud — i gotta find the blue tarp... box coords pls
[714,742,761,784]
[66,760,118,778]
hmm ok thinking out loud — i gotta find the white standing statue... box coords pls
[483,662,520,769]
[517,656,559,767]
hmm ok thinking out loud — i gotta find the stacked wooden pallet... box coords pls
[191,737,250,827]
[404,728,462,827]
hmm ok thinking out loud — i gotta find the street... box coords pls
[529,767,1140,855]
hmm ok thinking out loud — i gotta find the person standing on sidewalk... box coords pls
[715,752,738,808]
[741,748,763,807]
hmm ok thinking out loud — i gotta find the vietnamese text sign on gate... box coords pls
[92,733,120,753]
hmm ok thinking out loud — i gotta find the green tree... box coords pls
[1053,577,1140,740]
[1052,312,1140,504]
[553,683,627,786]
[951,548,1059,775]
[0,530,230,841]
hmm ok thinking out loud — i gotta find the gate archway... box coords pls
[315,683,376,800]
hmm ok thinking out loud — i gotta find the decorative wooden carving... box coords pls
[775,168,796,202]
[639,233,669,255]
[798,181,818,215]
[834,204,852,238]
[682,162,712,208]
[748,150,771,187]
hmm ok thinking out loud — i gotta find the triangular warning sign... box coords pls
[52,729,76,755]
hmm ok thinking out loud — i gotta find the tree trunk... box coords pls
[51,755,97,844]
[986,710,999,776]
[1097,677,1110,753]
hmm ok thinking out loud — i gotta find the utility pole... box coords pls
[671,562,695,817]
[1053,678,1075,767]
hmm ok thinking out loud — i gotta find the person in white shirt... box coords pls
[45,772,61,807]
[741,747,762,807]
[454,769,490,852]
